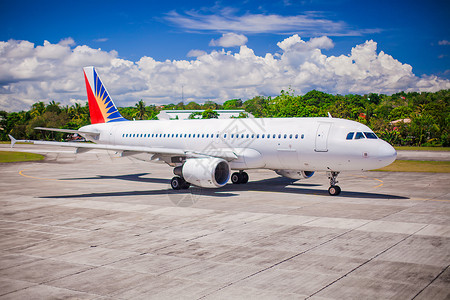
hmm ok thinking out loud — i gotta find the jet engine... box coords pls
[176,158,231,188]
[275,170,315,180]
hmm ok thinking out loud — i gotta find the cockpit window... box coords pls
[346,132,354,140]
[364,132,378,139]
[355,132,365,139]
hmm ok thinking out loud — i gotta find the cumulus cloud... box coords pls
[438,40,450,46]
[209,33,248,47]
[1,36,449,112]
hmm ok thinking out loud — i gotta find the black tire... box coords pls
[171,176,183,190]
[328,185,341,196]
[181,181,191,189]
[241,172,249,184]
[231,172,242,184]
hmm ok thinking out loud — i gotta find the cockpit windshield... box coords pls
[346,131,378,140]
[364,132,378,139]
[355,132,365,139]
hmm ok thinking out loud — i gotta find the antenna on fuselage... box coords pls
[328,112,333,118]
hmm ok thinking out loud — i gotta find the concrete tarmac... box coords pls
[0,145,449,299]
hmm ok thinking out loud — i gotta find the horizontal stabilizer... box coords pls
[34,127,100,138]
[8,135,34,148]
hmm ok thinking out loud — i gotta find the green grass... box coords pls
[0,151,44,163]
[373,160,450,173]
[394,146,450,151]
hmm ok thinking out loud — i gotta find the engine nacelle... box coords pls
[180,158,231,188]
[275,170,315,180]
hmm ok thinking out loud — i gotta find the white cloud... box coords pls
[209,33,248,47]
[1,36,449,112]
[165,9,379,36]
[438,40,450,46]
[93,38,109,42]
[187,49,207,57]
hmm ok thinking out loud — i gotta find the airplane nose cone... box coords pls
[377,142,397,167]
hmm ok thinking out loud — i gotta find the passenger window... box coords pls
[289,134,292,139]
[355,132,365,139]
[246,134,249,138]
[301,134,304,139]
[256,134,259,138]
[267,134,270,139]
[295,134,298,139]
[346,132,354,140]
[364,132,378,139]
[273,134,276,138]
[284,134,287,139]
[262,134,265,138]
[251,134,254,138]
[224,134,227,138]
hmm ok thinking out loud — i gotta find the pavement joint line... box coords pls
[412,264,449,299]
[199,201,418,299]
[305,225,435,299]
[197,219,374,300]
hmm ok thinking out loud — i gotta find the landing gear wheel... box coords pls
[171,176,186,190]
[241,172,249,184]
[328,185,341,196]
[171,176,191,190]
[231,172,243,184]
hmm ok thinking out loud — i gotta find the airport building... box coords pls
[157,109,252,120]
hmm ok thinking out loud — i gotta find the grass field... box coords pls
[0,151,44,163]
[373,160,450,173]
[394,146,450,151]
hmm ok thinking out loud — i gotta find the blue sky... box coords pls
[0,0,449,111]
[2,0,448,77]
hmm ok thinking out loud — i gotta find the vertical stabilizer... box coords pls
[83,66,127,124]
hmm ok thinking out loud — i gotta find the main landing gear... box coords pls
[231,171,249,184]
[327,171,341,196]
[171,176,191,190]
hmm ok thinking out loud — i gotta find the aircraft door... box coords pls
[108,127,116,145]
[315,123,331,152]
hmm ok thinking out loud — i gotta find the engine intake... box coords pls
[180,158,230,188]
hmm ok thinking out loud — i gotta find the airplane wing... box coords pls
[8,135,238,161]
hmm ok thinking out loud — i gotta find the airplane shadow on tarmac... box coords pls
[42,173,409,200]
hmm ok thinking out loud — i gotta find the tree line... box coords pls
[1,89,448,146]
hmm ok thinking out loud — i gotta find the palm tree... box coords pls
[133,100,148,120]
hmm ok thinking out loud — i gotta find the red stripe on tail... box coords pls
[84,71,105,124]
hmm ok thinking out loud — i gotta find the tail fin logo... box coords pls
[83,66,127,124]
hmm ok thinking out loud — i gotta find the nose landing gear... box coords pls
[327,171,341,196]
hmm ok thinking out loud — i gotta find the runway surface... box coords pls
[0,145,449,299]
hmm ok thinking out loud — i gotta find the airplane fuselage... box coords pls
[80,117,397,172]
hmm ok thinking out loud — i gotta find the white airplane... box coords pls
[10,67,397,196]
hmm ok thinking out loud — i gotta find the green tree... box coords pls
[133,100,148,120]
[201,109,219,119]
[223,99,243,109]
